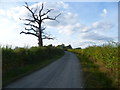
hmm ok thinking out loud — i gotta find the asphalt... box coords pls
[5,51,84,88]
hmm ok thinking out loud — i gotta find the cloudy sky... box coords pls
[0,1,118,48]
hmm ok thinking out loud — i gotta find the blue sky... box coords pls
[0,1,118,48]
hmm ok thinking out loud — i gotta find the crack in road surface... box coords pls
[5,51,84,88]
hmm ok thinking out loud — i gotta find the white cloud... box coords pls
[0,2,79,37]
[0,9,5,15]
[78,20,114,34]
[0,2,73,47]
[58,26,74,35]
[45,2,69,9]
[92,21,114,31]
[43,10,81,36]
[0,6,28,23]
[101,8,107,17]
[80,26,92,32]
[0,2,117,49]
[0,2,70,28]
[82,32,113,41]
[76,20,114,47]
[103,9,107,14]
[45,11,79,26]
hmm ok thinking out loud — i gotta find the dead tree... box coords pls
[20,2,61,46]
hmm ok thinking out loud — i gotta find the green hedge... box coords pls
[2,46,64,86]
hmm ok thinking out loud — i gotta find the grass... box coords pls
[77,54,113,88]
[68,42,119,88]
[2,46,64,87]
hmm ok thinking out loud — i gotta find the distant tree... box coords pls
[56,44,65,49]
[20,2,61,46]
[56,44,72,50]
[48,44,53,47]
[75,47,81,49]
[66,45,72,49]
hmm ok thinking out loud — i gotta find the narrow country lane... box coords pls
[5,51,84,88]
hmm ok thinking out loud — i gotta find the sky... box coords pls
[0,1,118,48]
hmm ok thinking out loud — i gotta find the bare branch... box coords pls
[19,18,22,20]
[24,2,39,23]
[24,2,33,15]
[20,17,36,24]
[42,36,54,40]
[35,15,38,19]
[39,3,44,18]
[41,9,54,17]
[25,27,37,33]
[25,2,28,6]
[41,27,46,32]
[53,13,61,19]
[20,31,38,37]
[24,23,39,29]
[25,19,36,22]
[42,34,55,40]
[20,2,60,46]
[42,13,61,21]
[34,8,38,14]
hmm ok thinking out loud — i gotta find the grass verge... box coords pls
[76,54,114,88]
[69,49,119,89]
[3,51,64,87]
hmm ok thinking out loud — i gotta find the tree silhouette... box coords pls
[20,2,61,46]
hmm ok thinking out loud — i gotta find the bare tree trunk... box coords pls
[38,23,43,46]
[38,37,43,46]
[20,2,61,46]
[38,34,43,46]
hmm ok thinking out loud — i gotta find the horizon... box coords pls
[0,1,118,48]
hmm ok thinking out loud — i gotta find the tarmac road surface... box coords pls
[5,51,84,88]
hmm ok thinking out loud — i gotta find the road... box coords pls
[5,51,84,88]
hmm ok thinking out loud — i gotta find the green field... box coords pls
[2,46,64,86]
[69,42,119,88]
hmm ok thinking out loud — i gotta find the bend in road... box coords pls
[5,51,84,88]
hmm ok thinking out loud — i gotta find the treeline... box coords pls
[48,44,72,50]
[69,42,119,88]
[2,46,64,86]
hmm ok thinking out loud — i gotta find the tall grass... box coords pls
[2,46,64,86]
[69,42,119,88]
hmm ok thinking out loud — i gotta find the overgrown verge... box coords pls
[68,42,119,88]
[2,46,64,86]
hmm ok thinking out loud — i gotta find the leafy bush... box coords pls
[3,46,64,71]
[2,46,64,86]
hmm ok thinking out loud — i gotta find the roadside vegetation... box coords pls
[69,42,119,88]
[2,45,64,86]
